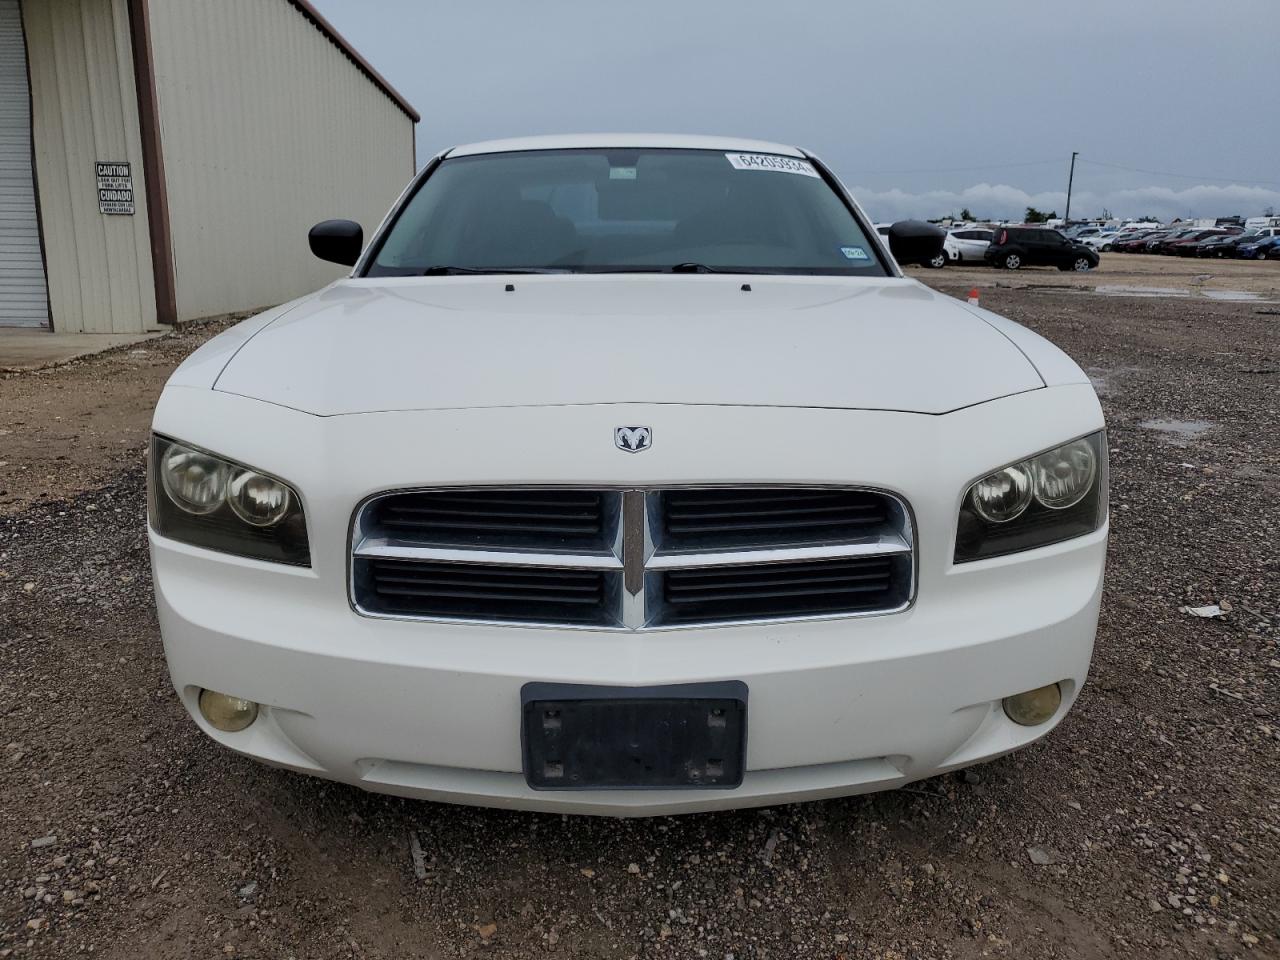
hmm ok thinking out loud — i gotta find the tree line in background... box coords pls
[934,204,1280,224]
[931,206,1195,224]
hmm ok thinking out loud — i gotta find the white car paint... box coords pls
[150,134,1106,816]
[213,277,1042,416]
[945,228,994,263]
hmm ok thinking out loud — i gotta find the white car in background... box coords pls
[946,227,995,263]
[149,134,1107,816]
[1081,232,1119,252]
[1067,227,1102,241]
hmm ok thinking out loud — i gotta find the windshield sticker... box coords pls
[840,245,870,261]
[609,166,637,180]
[725,153,820,178]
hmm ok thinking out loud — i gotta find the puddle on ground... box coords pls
[1139,418,1216,445]
[1201,289,1267,301]
[1044,285,1276,303]
[1085,365,1139,397]
[1094,285,1188,298]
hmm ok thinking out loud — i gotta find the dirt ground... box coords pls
[0,279,1277,959]
[0,318,246,515]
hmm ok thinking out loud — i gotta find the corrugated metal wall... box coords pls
[22,0,156,333]
[146,0,415,321]
[0,0,50,327]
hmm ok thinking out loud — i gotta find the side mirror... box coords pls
[309,219,363,266]
[886,220,946,265]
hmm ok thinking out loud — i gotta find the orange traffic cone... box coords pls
[967,288,980,306]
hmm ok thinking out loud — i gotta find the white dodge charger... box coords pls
[149,135,1107,816]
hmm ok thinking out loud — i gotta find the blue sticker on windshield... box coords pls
[840,245,870,261]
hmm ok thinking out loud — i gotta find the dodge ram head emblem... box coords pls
[614,426,652,453]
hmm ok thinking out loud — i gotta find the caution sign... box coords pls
[96,161,135,215]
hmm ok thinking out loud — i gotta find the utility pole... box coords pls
[1064,151,1078,224]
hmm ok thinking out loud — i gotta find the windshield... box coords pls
[365,148,888,277]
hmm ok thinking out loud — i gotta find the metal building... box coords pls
[0,0,417,333]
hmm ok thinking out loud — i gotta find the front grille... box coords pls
[356,558,619,626]
[352,487,913,628]
[656,555,908,625]
[367,489,614,552]
[658,489,890,549]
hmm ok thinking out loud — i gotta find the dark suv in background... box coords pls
[984,227,1099,271]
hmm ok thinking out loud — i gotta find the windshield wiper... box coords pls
[669,262,723,273]
[423,263,750,276]
[418,265,564,276]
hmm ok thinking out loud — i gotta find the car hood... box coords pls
[209,276,1046,416]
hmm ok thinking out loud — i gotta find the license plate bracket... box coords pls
[521,681,748,790]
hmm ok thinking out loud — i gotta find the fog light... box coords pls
[1002,683,1062,726]
[198,689,259,732]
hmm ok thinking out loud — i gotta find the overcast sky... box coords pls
[314,0,1280,222]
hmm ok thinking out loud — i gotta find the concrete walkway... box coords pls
[0,329,164,372]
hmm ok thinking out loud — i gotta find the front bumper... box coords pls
[151,385,1106,816]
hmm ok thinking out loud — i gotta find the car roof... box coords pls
[447,133,808,159]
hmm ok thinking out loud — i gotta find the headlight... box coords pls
[1030,439,1096,510]
[955,432,1107,563]
[968,463,1033,523]
[160,445,227,514]
[150,435,310,565]
[228,469,293,527]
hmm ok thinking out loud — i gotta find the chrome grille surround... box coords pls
[350,486,916,630]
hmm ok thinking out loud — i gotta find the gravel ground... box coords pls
[1,287,1277,959]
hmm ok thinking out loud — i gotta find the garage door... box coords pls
[0,0,49,328]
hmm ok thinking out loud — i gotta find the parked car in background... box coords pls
[1146,234,1178,254]
[1082,232,1122,252]
[1162,227,1228,253]
[1244,216,1280,233]
[1066,226,1101,241]
[877,223,947,268]
[1168,229,1238,256]
[1113,231,1166,253]
[1131,231,1172,251]
[1203,227,1280,257]
[1193,234,1242,258]
[1237,235,1280,260]
[1143,230,1190,253]
[985,227,1099,271]
[946,227,995,263]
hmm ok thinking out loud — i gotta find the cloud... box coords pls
[849,181,1280,223]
